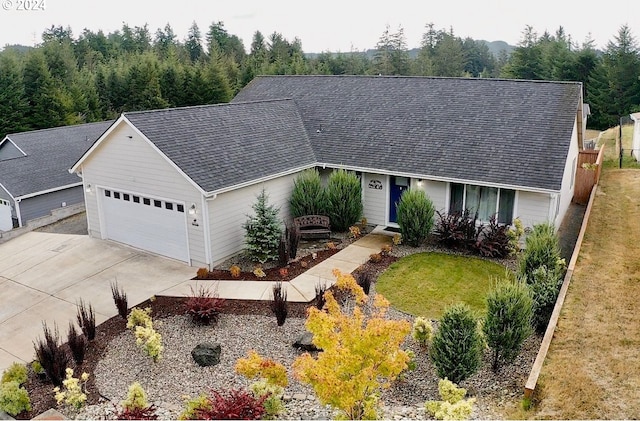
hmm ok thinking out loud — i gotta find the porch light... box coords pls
[188,204,197,215]
[85,184,92,193]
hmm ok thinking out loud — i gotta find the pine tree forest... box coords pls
[1,21,639,139]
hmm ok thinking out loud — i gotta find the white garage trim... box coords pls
[97,186,190,263]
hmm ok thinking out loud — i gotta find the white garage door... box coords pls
[0,199,12,231]
[100,188,189,262]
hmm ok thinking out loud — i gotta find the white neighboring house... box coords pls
[0,121,113,231]
[71,76,586,268]
[631,112,640,161]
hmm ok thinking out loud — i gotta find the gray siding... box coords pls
[208,174,296,266]
[516,191,551,228]
[362,173,387,225]
[19,186,84,223]
[80,121,207,267]
[0,186,15,219]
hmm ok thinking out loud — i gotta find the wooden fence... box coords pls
[573,147,605,204]
[524,145,605,398]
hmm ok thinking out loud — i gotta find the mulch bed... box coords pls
[194,248,342,282]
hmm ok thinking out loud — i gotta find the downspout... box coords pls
[202,194,216,268]
[15,199,22,227]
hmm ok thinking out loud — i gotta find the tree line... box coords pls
[0,21,638,139]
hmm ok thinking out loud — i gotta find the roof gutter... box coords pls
[15,182,84,200]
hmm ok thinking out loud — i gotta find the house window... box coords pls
[105,190,111,197]
[154,200,162,208]
[177,204,184,213]
[123,194,130,201]
[113,192,120,199]
[133,196,140,203]
[143,198,151,205]
[449,183,515,224]
[165,202,173,210]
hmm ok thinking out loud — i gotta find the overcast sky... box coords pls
[0,0,637,52]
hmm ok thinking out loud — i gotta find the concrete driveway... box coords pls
[0,232,195,373]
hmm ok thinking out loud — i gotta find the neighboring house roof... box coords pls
[120,99,316,193]
[232,75,583,191]
[0,121,113,198]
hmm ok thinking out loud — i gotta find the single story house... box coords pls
[0,121,113,231]
[631,112,640,161]
[71,76,586,267]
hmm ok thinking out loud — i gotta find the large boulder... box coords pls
[191,342,221,367]
[293,332,321,352]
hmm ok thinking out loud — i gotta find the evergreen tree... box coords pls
[185,21,204,63]
[0,52,29,136]
[22,50,69,129]
[202,53,233,103]
[432,32,466,77]
[243,189,282,264]
[124,54,168,111]
[501,25,544,79]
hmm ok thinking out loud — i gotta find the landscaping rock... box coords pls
[191,342,221,367]
[293,332,321,352]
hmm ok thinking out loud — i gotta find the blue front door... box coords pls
[389,176,409,223]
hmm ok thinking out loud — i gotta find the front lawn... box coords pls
[375,252,510,319]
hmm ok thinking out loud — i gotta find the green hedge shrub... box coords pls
[483,278,534,370]
[290,168,326,218]
[0,381,31,416]
[528,266,562,333]
[325,169,363,232]
[396,189,435,247]
[518,222,564,280]
[1,363,27,385]
[431,303,483,383]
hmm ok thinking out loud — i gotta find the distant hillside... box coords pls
[305,40,516,59]
[1,44,33,53]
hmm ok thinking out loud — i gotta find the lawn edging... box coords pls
[524,159,602,398]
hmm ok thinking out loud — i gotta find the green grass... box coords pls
[376,252,510,319]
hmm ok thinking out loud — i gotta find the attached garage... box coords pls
[99,188,189,262]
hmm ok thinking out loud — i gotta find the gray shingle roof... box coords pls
[124,99,316,193]
[232,75,582,191]
[0,121,113,198]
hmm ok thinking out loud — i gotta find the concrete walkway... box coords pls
[0,228,393,374]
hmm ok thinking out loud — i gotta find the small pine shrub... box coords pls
[127,307,153,330]
[349,225,361,239]
[184,285,225,325]
[235,350,289,387]
[134,326,163,362]
[411,317,434,348]
[393,233,402,245]
[528,266,562,333]
[396,189,435,247]
[0,381,31,416]
[67,322,87,366]
[76,299,96,341]
[243,189,282,264]
[1,362,28,385]
[33,322,69,387]
[196,267,209,279]
[483,278,534,370]
[425,378,475,421]
[53,368,89,410]
[180,389,266,420]
[431,304,483,383]
[369,252,382,263]
[315,282,327,310]
[326,241,337,250]
[277,235,289,267]
[253,267,266,278]
[325,169,363,232]
[380,244,392,256]
[507,218,525,254]
[289,168,326,218]
[111,281,128,319]
[355,270,372,295]
[271,282,288,326]
[286,222,300,259]
[518,222,564,280]
[229,265,241,278]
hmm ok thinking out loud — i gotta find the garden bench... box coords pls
[293,215,331,239]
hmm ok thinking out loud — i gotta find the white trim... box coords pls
[0,182,16,201]
[15,182,83,200]
[384,174,390,225]
[15,199,22,227]
[318,162,560,195]
[513,191,520,222]
[201,194,212,266]
[0,136,27,157]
